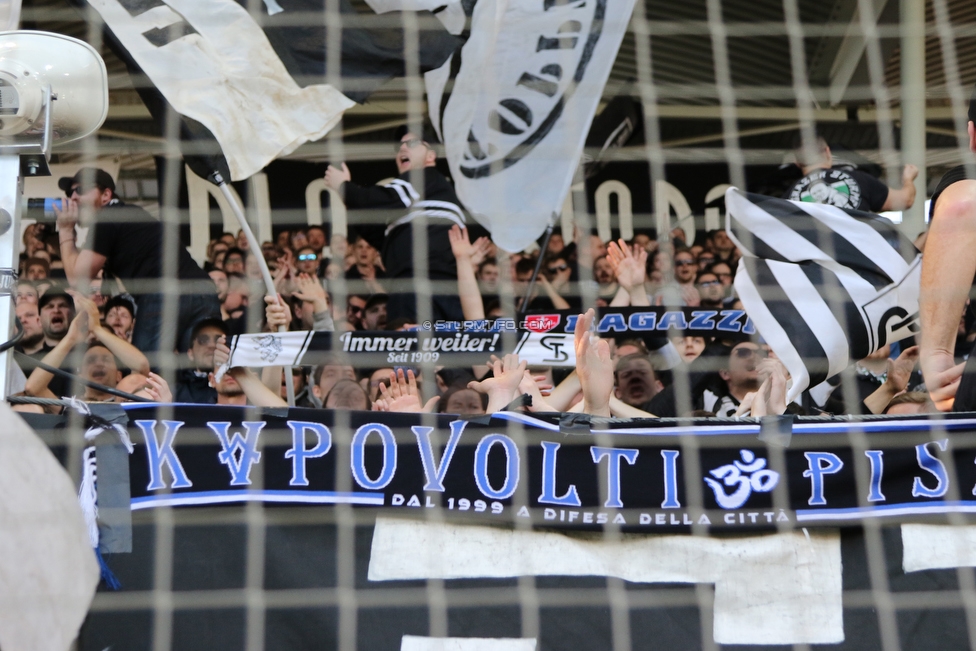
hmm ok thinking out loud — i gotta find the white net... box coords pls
[6,1,976,650]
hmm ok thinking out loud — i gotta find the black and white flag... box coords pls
[84,0,461,181]
[423,0,637,252]
[725,188,921,402]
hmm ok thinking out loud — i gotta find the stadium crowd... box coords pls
[9,125,951,420]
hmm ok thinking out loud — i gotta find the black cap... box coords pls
[38,285,72,310]
[394,122,439,145]
[190,317,229,341]
[57,167,116,195]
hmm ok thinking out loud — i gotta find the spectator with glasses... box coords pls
[343,294,367,330]
[53,167,220,354]
[696,271,724,309]
[176,318,229,404]
[709,261,734,297]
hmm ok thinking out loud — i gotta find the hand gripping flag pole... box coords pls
[209,170,297,407]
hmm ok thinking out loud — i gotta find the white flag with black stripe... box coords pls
[725,188,921,402]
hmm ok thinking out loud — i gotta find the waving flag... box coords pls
[424,0,638,252]
[725,188,921,402]
[83,0,461,181]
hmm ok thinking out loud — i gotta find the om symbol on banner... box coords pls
[704,449,779,509]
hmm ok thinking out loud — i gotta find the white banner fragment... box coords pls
[369,517,843,646]
[402,636,536,651]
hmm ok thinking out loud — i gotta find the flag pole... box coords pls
[210,171,296,408]
[518,212,557,320]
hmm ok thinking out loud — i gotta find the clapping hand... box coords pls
[372,368,439,413]
[606,239,647,291]
[468,354,528,413]
[574,309,612,417]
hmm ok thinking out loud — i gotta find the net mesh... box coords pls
[9,0,976,650]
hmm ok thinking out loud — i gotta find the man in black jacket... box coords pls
[175,318,229,404]
[54,168,220,355]
[324,126,473,322]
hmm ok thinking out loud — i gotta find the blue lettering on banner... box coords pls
[564,314,580,331]
[598,313,628,332]
[412,420,466,492]
[539,441,582,506]
[803,452,844,506]
[657,311,688,331]
[661,450,681,508]
[351,423,397,490]
[628,312,656,330]
[688,311,718,330]
[285,421,332,487]
[134,420,193,491]
[474,434,520,500]
[864,450,886,502]
[590,446,639,508]
[208,421,265,486]
[716,310,744,333]
[913,439,949,498]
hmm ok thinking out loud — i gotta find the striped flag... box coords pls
[725,188,921,402]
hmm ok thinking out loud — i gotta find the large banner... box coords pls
[68,405,976,532]
[221,306,755,371]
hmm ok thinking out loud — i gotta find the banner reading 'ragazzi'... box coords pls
[221,307,755,371]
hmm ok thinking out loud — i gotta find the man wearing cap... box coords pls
[323,126,478,323]
[920,86,976,411]
[53,167,220,355]
[175,318,229,404]
[16,287,75,396]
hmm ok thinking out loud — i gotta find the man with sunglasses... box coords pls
[54,168,220,356]
[176,318,229,404]
[324,125,481,323]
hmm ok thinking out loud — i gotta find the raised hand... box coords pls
[606,239,647,291]
[292,274,328,312]
[574,309,613,417]
[885,345,919,394]
[264,294,291,330]
[519,370,556,412]
[377,368,439,413]
[469,354,528,413]
[324,162,352,192]
[213,335,231,370]
[469,237,492,268]
[448,225,476,260]
[68,289,102,335]
[144,372,173,403]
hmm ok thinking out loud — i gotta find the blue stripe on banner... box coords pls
[797,501,976,522]
[131,490,385,510]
